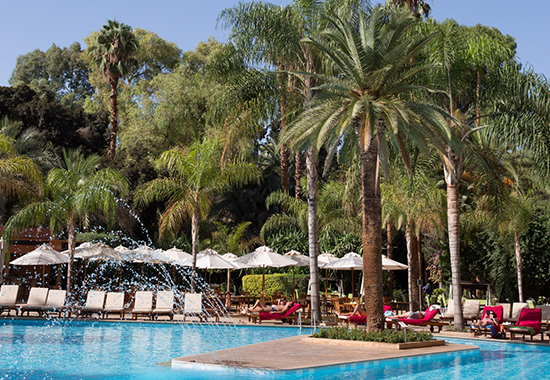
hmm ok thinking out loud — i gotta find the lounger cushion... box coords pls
[259,303,301,321]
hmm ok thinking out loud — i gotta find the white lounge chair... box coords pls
[183,293,204,322]
[496,302,512,322]
[463,300,481,322]
[152,290,174,321]
[78,290,106,318]
[41,289,67,317]
[131,291,153,320]
[103,292,125,319]
[17,287,49,316]
[0,285,19,316]
[510,302,528,323]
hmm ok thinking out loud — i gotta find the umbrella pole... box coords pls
[83,259,88,287]
[226,269,231,308]
[262,266,265,302]
[325,269,328,299]
[42,265,45,287]
[141,263,144,286]
[118,264,122,289]
[292,267,296,301]
[351,269,354,299]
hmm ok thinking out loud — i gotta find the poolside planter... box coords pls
[303,336,445,350]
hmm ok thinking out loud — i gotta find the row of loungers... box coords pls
[441,300,538,323]
[0,285,222,321]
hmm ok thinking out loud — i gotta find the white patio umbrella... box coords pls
[62,242,122,287]
[382,255,409,270]
[10,244,68,286]
[180,249,239,287]
[160,247,192,263]
[284,250,309,300]
[320,252,363,298]
[233,246,297,299]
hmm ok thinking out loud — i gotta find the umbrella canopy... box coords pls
[126,245,167,263]
[234,246,297,268]
[320,254,363,270]
[10,244,68,266]
[317,252,338,266]
[186,250,238,270]
[284,250,310,266]
[64,242,120,261]
[382,255,408,270]
[160,247,192,263]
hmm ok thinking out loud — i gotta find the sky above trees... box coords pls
[0,0,548,87]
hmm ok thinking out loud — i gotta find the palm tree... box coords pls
[2,149,128,294]
[134,136,260,279]
[87,20,138,158]
[283,6,450,330]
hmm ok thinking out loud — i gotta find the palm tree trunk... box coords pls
[360,132,384,331]
[295,151,302,199]
[278,63,289,192]
[447,181,464,329]
[190,195,200,292]
[108,78,119,159]
[417,230,424,285]
[385,221,394,298]
[476,69,481,126]
[406,223,420,312]
[66,222,77,295]
[515,232,524,302]
[306,146,321,323]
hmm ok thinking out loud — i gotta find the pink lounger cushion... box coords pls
[514,307,542,334]
[259,303,301,321]
[398,306,439,325]
[348,305,393,324]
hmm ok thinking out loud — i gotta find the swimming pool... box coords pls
[0,320,548,380]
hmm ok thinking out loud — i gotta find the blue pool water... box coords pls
[0,319,548,379]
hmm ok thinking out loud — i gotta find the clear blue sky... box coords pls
[0,0,548,87]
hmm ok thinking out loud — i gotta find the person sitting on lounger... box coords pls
[337,304,367,317]
[470,310,501,337]
[241,299,293,315]
[404,310,425,319]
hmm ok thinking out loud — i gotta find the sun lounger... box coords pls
[17,287,49,316]
[78,290,106,318]
[507,307,543,341]
[152,291,174,321]
[249,303,302,325]
[495,302,511,322]
[0,285,19,316]
[131,291,153,320]
[470,305,503,337]
[103,292,125,319]
[183,293,205,322]
[394,306,447,333]
[41,290,67,317]
[338,305,393,327]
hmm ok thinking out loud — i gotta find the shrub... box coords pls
[312,327,433,343]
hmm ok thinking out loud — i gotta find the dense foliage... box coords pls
[312,327,434,343]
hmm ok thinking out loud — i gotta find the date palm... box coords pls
[134,136,260,279]
[3,149,128,294]
[283,6,450,330]
[87,20,138,158]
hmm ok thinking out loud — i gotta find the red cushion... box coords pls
[516,307,542,334]
[398,306,439,325]
[259,303,301,321]
[481,305,503,324]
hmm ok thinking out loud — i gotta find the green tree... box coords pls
[2,149,128,294]
[283,6,450,330]
[86,20,139,158]
[134,136,260,277]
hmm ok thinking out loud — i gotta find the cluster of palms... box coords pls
[1,1,549,332]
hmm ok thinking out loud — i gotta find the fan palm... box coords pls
[134,136,260,277]
[283,6,450,330]
[87,20,138,158]
[2,149,128,294]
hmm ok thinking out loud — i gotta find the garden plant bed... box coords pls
[303,336,445,350]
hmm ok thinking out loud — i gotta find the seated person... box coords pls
[403,310,425,319]
[337,304,367,317]
[470,310,500,337]
[241,299,293,315]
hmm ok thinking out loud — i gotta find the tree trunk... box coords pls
[406,223,420,312]
[66,222,77,296]
[306,146,321,323]
[385,221,394,298]
[108,78,119,159]
[476,69,481,126]
[360,132,384,331]
[447,182,464,329]
[295,151,302,199]
[190,194,201,292]
[515,232,524,302]
[417,230,424,285]
[278,63,289,192]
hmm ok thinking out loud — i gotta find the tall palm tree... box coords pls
[283,6,450,330]
[2,149,128,294]
[134,136,260,277]
[87,20,138,158]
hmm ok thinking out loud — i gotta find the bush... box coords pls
[312,327,433,343]
[242,273,308,298]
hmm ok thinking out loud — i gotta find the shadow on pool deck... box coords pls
[171,335,477,371]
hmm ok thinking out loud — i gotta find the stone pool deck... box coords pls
[171,334,477,371]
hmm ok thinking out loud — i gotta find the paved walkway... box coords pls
[172,334,476,371]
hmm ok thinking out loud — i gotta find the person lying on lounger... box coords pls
[337,304,367,317]
[403,310,425,319]
[241,299,293,315]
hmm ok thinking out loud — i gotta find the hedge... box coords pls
[242,273,309,298]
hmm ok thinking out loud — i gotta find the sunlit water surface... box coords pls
[0,320,548,380]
